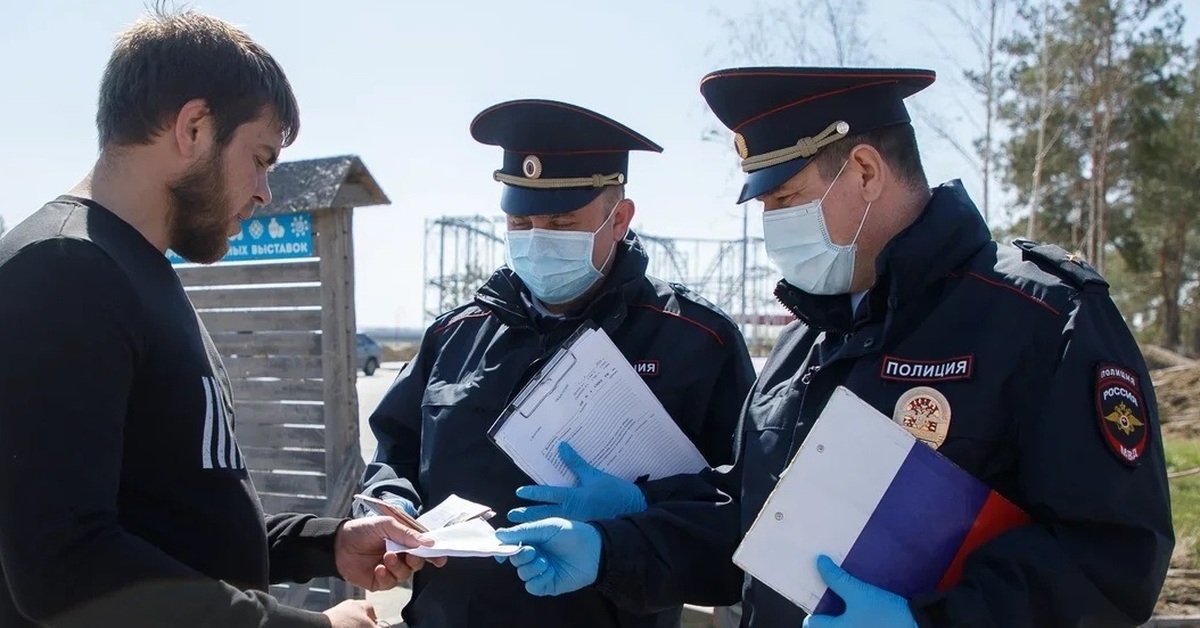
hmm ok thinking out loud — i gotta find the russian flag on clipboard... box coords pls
[733,386,1031,616]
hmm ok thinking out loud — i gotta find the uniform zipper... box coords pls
[800,364,820,385]
[775,282,807,321]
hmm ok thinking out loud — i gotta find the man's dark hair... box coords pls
[601,184,626,207]
[95,2,299,150]
[811,123,928,192]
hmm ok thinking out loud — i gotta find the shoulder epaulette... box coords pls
[1011,238,1109,290]
[667,281,739,328]
[669,281,716,310]
[669,281,694,297]
[431,305,491,334]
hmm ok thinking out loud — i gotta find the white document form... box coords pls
[487,325,709,487]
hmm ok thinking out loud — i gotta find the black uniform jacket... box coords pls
[358,233,756,628]
[592,180,1174,628]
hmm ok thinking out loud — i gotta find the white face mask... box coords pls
[762,160,871,295]
[504,201,620,305]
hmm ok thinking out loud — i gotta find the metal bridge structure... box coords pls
[422,215,793,355]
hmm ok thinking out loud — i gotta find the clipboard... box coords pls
[487,321,596,441]
[732,386,1030,616]
[486,323,708,487]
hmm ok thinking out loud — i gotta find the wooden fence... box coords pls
[172,155,390,611]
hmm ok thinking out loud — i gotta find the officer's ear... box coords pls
[612,198,635,240]
[849,143,886,204]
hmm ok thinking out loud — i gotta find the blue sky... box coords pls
[2,0,1197,327]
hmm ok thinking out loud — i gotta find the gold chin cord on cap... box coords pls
[740,120,851,173]
[493,171,625,189]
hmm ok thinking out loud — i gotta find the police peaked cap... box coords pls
[470,99,663,217]
[699,66,936,203]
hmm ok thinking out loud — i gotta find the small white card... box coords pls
[416,494,496,530]
[386,518,522,558]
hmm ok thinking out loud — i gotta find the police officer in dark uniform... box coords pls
[497,68,1175,627]
[356,99,755,628]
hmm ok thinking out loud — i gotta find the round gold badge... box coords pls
[893,386,951,449]
[522,155,542,179]
[733,133,749,160]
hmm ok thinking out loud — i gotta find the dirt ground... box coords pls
[1157,573,1200,618]
[1157,365,1200,439]
[1150,349,1200,616]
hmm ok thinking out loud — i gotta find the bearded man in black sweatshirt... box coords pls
[0,6,438,627]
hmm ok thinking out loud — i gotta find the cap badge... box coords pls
[733,133,749,160]
[522,155,542,179]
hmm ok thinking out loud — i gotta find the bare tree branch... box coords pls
[924,0,1014,223]
[911,102,983,171]
[702,0,881,188]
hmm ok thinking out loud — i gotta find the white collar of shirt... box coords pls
[529,295,566,320]
[850,290,868,315]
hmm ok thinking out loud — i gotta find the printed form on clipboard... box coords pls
[487,324,709,487]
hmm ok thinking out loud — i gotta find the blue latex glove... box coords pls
[802,555,918,628]
[494,517,601,596]
[507,441,647,523]
[383,495,419,518]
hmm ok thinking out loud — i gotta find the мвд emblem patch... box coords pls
[1095,363,1149,466]
[893,386,951,449]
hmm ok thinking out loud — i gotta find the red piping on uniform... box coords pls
[433,311,491,335]
[951,271,1061,316]
[732,79,900,131]
[630,304,725,345]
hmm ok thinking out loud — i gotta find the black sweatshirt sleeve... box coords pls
[265,513,345,584]
[0,240,328,628]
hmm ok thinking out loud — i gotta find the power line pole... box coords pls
[741,204,749,326]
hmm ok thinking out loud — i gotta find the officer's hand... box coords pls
[322,599,378,628]
[802,555,917,628]
[508,442,647,523]
[333,516,446,592]
[494,517,602,596]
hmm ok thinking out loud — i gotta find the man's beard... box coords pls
[167,148,242,265]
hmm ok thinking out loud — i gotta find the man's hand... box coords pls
[507,442,647,523]
[803,555,918,628]
[494,517,602,596]
[322,599,379,628]
[334,516,446,591]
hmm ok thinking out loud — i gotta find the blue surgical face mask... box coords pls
[505,201,620,305]
[762,160,871,295]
